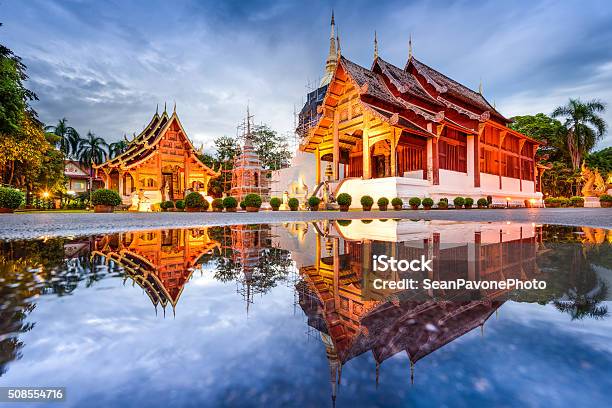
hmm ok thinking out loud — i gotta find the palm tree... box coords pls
[77,131,108,198]
[45,118,80,158]
[552,99,607,170]
[109,139,128,159]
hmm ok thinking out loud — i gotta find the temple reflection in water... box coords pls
[0,220,610,399]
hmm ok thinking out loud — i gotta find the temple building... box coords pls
[95,106,220,210]
[273,14,546,207]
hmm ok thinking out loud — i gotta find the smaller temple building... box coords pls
[95,107,219,210]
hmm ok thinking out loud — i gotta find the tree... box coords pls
[45,118,80,158]
[77,131,108,196]
[109,139,128,158]
[212,135,240,194]
[509,113,566,162]
[0,23,38,135]
[552,99,607,170]
[250,124,292,170]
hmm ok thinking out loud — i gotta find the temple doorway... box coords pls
[370,140,391,178]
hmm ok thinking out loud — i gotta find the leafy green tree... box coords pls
[509,113,566,162]
[45,118,80,158]
[77,131,108,196]
[109,139,128,158]
[552,99,607,170]
[0,23,38,135]
[251,124,292,170]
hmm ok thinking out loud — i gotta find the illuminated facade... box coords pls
[95,107,220,207]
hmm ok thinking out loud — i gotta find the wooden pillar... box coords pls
[390,128,397,177]
[362,116,371,179]
[118,171,124,196]
[432,138,439,185]
[519,140,525,192]
[498,131,507,190]
[315,147,321,184]
[333,111,340,180]
[475,125,484,188]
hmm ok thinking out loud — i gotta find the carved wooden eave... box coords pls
[436,97,482,121]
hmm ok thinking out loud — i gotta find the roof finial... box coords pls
[336,28,341,57]
[408,33,413,60]
[478,78,483,94]
[163,102,167,113]
[374,31,378,60]
[321,10,338,86]
[173,100,176,113]
[156,103,159,115]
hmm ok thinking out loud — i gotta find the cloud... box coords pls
[2,0,612,150]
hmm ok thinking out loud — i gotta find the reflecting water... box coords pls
[0,220,611,407]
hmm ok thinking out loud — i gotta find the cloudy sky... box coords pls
[3,0,612,151]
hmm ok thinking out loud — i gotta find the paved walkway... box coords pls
[0,208,609,239]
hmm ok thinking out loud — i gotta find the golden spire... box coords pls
[408,33,413,60]
[374,31,378,60]
[321,10,338,86]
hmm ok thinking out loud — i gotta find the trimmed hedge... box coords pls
[161,200,175,210]
[600,194,612,202]
[377,197,389,207]
[570,196,584,206]
[223,196,238,209]
[360,195,374,207]
[91,189,121,206]
[408,197,421,207]
[0,187,24,210]
[288,197,299,210]
[392,197,404,207]
[453,197,465,208]
[270,197,282,209]
[422,197,434,208]
[212,198,224,209]
[185,192,206,209]
[308,196,321,209]
[464,197,474,207]
[437,200,448,209]
[244,193,262,208]
[477,198,488,207]
[175,200,185,210]
[336,193,352,206]
[240,201,247,210]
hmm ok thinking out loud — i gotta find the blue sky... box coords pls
[2,0,612,151]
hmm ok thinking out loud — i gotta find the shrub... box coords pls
[91,189,122,206]
[244,194,263,208]
[437,200,448,209]
[337,220,352,226]
[453,197,465,208]
[361,219,373,224]
[336,193,352,206]
[308,196,321,209]
[408,197,421,207]
[464,197,474,207]
[570,196,584,206]
[161,200,175,210]
[422,197,434,208]
[288,197,299,210]
[185,192,205,209]
[0,187,24,210]
[212,198,224,209]
[600,194,612,202]
[544,197,555,204]
[392,197,404,207]
[269,197,282,209]
[377,197,389,207]
[486,195,493,205]
[477,198,488,207]
[175,200,185,210]
[240,201,247,210]
[557,197,571,207]
[223,196,238,209]
[360,195,374,207]
[440,197,448,204]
